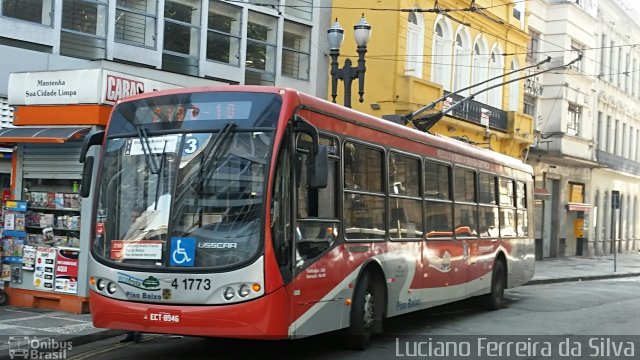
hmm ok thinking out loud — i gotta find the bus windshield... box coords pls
[92,92,281,270]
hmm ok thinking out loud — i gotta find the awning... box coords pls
[567,202,591,212]
[534,187,551,199]
[0,126,90,144]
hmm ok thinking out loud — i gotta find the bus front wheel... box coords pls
[344,271,384,350]
[482,259,506,310]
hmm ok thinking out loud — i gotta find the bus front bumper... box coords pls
[89,287,290,339]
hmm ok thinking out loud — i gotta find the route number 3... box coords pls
[184,138,198,154]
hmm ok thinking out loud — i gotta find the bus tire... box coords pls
[482,259,506,310]
[344,271,383,350]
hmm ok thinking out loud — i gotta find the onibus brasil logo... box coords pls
[8,336,72,359]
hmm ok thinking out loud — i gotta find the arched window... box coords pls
[488,46,504,108]
[508,59,520,111]
[453,28,471,95]
[432,18,452,90]
[472,39,489,103]
[406,11,424,78]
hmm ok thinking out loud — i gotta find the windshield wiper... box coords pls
[153,141,169,210]
[196,122,237,189]
[135,125,161,174]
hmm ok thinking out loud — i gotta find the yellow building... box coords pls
[329,0,533,158]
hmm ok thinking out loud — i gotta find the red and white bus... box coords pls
[80,86,535,349]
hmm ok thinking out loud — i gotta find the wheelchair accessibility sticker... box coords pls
[170,237,196,267]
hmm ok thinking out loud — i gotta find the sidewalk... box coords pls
[527,252,640,285]
[0,253,639,358]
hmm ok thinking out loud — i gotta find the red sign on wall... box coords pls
[55,247,79,294]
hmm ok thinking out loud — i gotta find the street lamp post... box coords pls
[327,15,372,108]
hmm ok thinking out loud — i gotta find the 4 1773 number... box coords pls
[171,278,211,290]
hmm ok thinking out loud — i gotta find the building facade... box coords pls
[0,0,329,101]
[526,0,599,258]
[591,0,640,256]
[329,0,534,159]
[527,0,640,257]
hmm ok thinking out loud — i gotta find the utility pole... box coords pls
[611,190,620,272]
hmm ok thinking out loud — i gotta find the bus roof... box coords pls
[117,85,532,175]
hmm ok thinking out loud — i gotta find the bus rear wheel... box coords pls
[482,259,506,310]
[344,271,384,350]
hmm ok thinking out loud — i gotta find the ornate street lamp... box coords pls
[327,15,372,108]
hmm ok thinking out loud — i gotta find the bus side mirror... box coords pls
[309,145,328,189]
[79,130,105,163]
[79,157,94,198]
[79,130,104,198]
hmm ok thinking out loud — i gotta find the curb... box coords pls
[525,272,640,286]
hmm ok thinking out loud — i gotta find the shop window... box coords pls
[22,178,81,248]
[569,182,584,203]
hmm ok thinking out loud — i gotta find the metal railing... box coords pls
[443,91,508,131]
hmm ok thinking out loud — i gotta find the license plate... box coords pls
[146,309,182,323]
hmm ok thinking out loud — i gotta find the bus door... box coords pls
[288,131,344,337]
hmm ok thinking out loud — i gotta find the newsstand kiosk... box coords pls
[0,69,179,313]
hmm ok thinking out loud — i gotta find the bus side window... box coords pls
[343,142,385,239]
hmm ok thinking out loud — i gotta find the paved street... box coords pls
[39,277,640,360]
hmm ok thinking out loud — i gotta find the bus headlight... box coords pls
[96,279,106,291]
[238,284,251,298]
[107,282,117,294]
[223,287,235,300]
